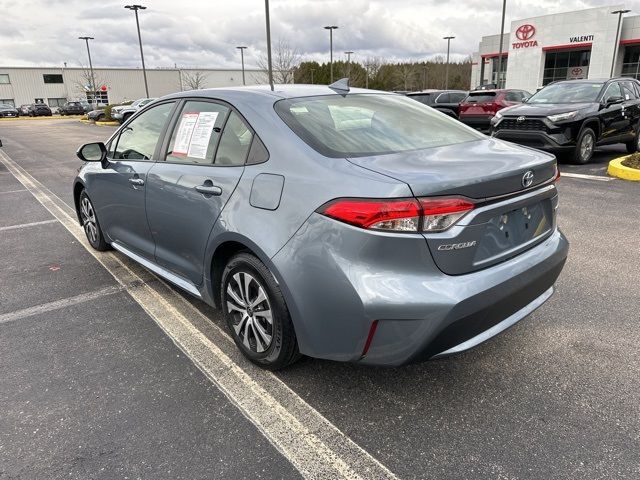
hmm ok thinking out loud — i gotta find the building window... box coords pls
[0,98,15,107]
[621,45,640,80]
[86,91,109,105]
[0,74,9,84]
[543,49,591,85]
[43,74,64,84]
[48,98,67,108]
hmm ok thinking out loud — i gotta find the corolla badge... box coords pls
[522,170,534,188]
[437,241,477,251]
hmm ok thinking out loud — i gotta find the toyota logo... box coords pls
[522,170,535,188]
[516,24,536,41]
[516,116,526,122]
[571,67,583,76]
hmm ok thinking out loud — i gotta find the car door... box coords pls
[145,99,252,286]
[90,101,175,259]
[600,82,629,143]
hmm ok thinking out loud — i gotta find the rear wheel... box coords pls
[122,112,132,123]
[79,190,109,251]
[625,126,640,153]
[571,127,595,164]
[221,253,300,370]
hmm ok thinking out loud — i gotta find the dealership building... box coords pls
[470,4,640,92]
[0,66,264,109]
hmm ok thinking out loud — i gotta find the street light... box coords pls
[264,0,274,90]
[310,68,315,84]
[324,26,338,82]
[496,0,507,88]
[611,9,631,77]
[236,46,247,85]
[124,4,149,98]
[78,36,96,107]
[344,50,354,79]
[443,36,455,90]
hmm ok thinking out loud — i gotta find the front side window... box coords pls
[621,82,637,100]
[114,102,174,161]
[165,101,229,164]
[602,83,623,102]
[276,94,483,158]
[435,93,450,103]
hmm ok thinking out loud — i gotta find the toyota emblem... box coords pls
[517,116,526,122]
[516,24,536,41]
[522,170,534,188]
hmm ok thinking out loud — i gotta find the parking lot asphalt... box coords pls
[1,119,639,479]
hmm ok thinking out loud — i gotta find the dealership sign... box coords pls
[512,24,538,49]
[570,35,594,43]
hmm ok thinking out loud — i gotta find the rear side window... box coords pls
[113,102,174,161]
[275,93,483,158]
[464,92,496,103]
[165,101,229,164]
[406,94,432,105]
[449,92,467,103]
[214,112,254,166]
[435,93,450,103]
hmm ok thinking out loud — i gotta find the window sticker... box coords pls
[187,111,219,159]
[173,112,199,155]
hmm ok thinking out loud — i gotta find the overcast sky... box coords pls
[1,0,638,69]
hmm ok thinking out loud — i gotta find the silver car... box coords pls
[73,85,568,370]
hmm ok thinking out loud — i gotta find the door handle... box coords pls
[129,177,145,186]
[195,184,222,196]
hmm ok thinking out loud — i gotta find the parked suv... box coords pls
[491,78,640,164]
[459,89,530,130]
[405,90,468,118]
[58,101,86,116]
[24,103,52,117]
[0,104,19,118]
[111,98,156,123]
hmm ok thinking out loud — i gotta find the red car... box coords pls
[459,89,530,131]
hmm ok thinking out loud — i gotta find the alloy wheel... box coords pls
[226,272,273,353]
[80,197,98,244]
[580,134,594,161]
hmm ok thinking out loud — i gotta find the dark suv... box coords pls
[405,90,468,118]
[25,103,52,117]
[491,78,640,164]
[58,101,86,116]
[459,89,530,130]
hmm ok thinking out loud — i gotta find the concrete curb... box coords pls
[608,156,640,181]
[0,115,85,121]
[79,119,120,126]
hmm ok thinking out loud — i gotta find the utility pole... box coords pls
[345,51,354,79]
[236,46,247,85]
[125,5,149,97]
[264,0,274,90]
[443,36,455,90]
[78,36,96,106]
[310,68,315,84]
[324,26,338,82]
[497,0,507,88]
[611,9,631,77]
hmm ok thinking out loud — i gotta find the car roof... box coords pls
[407,89,467,95]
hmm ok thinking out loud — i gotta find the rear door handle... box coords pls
[129,177,145,186]
[195,184,222,196]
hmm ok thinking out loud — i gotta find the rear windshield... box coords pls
[527,82,604,104]
[464,92,497,103]
[275,94,482,158]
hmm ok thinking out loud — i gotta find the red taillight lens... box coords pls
[553,165,561,182]
[318,197,475,233]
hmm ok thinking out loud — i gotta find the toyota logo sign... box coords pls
[571,67,583,76]
[516,24,536,41]
[522,170,535,188]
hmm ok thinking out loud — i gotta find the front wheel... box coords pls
[625,127,640,153]
[571,127,596,164]
[221,253,300,370]
[79,190,109,251]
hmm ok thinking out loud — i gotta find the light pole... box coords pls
[443,36,455,90]
[310,68,315,84]
[345,50,354,79]
[264,0,274,90]
[611,9,631,77]
[496,0,507,88]
[125,4,149,98]
[324,26,338,82]
[236,46,247,85]
[78,36,96,106]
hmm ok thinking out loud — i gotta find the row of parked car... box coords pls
[406,77,640,164]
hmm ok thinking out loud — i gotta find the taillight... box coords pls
[553,165,561,182]
[318,197,475,233]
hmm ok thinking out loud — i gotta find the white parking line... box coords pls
[0,149,398,480]
[0,188,28,195]
[561,172,614,182]
[0,219,57,232]
[0,285,124,325]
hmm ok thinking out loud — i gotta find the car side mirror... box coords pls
[605,95,624,106]
[77,142,107,167]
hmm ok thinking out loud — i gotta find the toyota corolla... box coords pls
[73,84,568,370]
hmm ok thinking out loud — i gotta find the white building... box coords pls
[470,4,640,92]
[0,66,266,108]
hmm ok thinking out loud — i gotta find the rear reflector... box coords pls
[318,196,475,233]
[361,320,379,357]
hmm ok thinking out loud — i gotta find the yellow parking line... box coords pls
[0,149,398,480]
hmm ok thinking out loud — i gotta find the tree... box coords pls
[257,38,301,84]
[73,64,108,105]
[181,70,208,90]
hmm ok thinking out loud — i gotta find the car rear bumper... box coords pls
[492,130,576,152]
[460,115,492,130]
[271,213,569,366]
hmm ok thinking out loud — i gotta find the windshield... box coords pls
[0,104,13,109]
[527,82,604,104]
[275,94,483,158]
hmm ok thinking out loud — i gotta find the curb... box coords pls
[0,115,84,121]
[607,156,640,181]
[79,119,120,126]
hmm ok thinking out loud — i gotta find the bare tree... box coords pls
[73,64,108,105]
[394,63,419,91]
[182,70,209,90]
[257,38,301,84]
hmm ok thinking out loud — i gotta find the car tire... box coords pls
[122,113,132,123]
[79,190,109,251]
[221,252,300,370]
[571,127,596,164]
[625,125,640,154]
